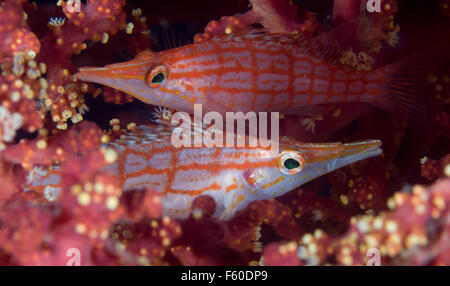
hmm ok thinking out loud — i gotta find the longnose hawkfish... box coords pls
[76,29,430,120]
[25,123,383,220]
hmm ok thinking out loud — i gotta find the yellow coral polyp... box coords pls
[61,109,72,119]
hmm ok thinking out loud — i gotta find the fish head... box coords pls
[76,49,193,111]
[242,138,383,199]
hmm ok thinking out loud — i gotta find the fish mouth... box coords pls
[76,65,144,83]
[76,49,155,85]
[76,66,110,83]
[326,140,383,171]
[76,62,153,104]
[341,139,383,159]
[76,58,149,84]
[76,66,133,98]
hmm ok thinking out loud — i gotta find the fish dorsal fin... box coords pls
[151,111,254,148]
[151,105,219,140]
[215,28,304,46]
[162,28,192,50]
[108,113,212,149]
[108,124,174,149]
[299,32,345,66]
[214,28,345,66]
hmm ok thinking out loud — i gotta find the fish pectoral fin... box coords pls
[203,91,231,115]
[220,191,241,221]
[219,205,234,221]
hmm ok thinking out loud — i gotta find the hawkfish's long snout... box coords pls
[329,140,383,170]
[76,58,153,104]
[293,139,383,183]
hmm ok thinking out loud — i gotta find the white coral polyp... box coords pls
[0,106,24,142]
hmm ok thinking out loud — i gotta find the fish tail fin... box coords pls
[371,53,439,126]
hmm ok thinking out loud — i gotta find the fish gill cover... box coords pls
[0,0,448,266]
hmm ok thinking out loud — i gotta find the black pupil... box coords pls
[152,72,165,84]
[284,158,300,170]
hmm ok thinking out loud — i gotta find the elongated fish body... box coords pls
[77,31,426,118]
[25,124,382,220]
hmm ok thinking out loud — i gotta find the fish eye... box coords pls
[152,72,165,84]
[277,151,304,175]
[147,65,169,88]
[284,158,300,169]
